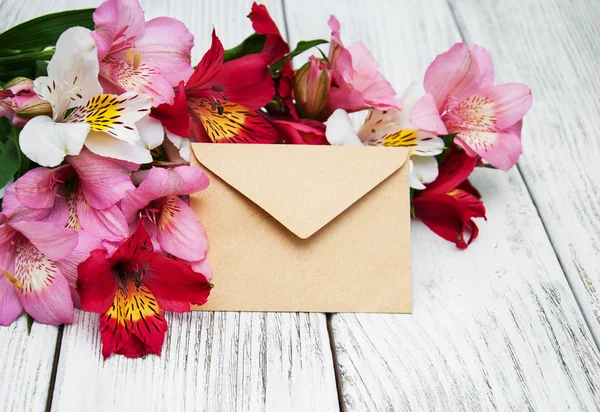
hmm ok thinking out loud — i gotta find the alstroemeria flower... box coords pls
[92,0,195,105]
[4,149,136,243]
[19,27,163,167]
[76,220,212,358]
[152,30,278,144]
[121,166,210,275]
[326,107,444,189]
[410,43,532,171]
[246,2,296,117]
[0,217,78,325]
[413,146,486,249]
[318,16,401,119]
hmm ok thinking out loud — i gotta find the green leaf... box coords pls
[0,9,95,51]
[0,49,55,65]
[270,39,329,74]
[223,33,266,62]
[26,314,35,334]
[0,139,20,188]
[435,132,459,163]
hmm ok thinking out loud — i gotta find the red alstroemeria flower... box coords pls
[247,2,296,117]
[152,30,278,144]
[412,146,486,249]
[248,2,289,64]
[77,220,212,359]
[268,116,329,145]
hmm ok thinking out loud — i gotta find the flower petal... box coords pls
[185,29,223,89]
[487,83,533,130]
[12,236,74,324]
[67,92,153,144]
[13,165,72,210]
[35,27,102,118]
[325,109,363,146]
[413,192,480,249]
[156,195,208,261]
[188,97,279,143]
[0,274,22,326]
[133,17,195,85]
[151,81,191,137]
[410,156,439,189]
[165,130,191,163]
[190,258,213,282]
[1,185,65,224]
[84,130,153,164]
[248,2,289,64]
[66,147,137,210]
[20,116,90,167]
[121,166,209,223]
[143,253,212,311]
[10,221,78,261]
[73,185,130,242]
[410,93,448,135]
[470,44,495,91]
[76,248,117,314]
[0,242,22,326]
[425,146,477,194]
[423,42,482,109]
[92,0,145,60]
[98,59,175,106]
[100,280,167,359]
[455,128,522,171]
[136,116,165,152]
[209,53,275,110]
[55,229,103,308]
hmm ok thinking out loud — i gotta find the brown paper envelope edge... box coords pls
[190,143,410,239]
[189,144,412,313]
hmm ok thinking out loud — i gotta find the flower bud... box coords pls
[1,77,51,125]
[293,57,331,119]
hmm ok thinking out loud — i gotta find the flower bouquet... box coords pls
[0,0,532,358]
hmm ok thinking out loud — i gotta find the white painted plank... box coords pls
[284,0,600,410]
[10,1,341,411]
[448,0,600,350]
[51,310,338,411]
[0,317,60,412]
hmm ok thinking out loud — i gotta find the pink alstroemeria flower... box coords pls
[4,149,136,243]
[410,43,532,171]
[0,216,79,325]
[92,0,195,105]
[121,166,211,278]
[321,16,401,119]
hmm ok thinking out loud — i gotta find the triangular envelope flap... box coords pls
[191,143,409,239]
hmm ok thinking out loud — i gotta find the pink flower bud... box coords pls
[0,77,51,127]
[293,57,331,119]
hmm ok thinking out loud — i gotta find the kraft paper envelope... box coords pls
[189,143,412,313]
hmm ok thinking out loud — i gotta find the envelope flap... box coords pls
[191,143,409,239]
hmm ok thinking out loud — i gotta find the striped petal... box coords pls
[99,279,167,359]
[11,235,74,325]
[66,92,152,145]
[99,58,175,106]
[188,97,279,143]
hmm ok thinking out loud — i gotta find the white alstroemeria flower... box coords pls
[326,92,445,189]
[20,27,163,167]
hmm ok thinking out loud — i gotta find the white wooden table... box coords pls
[2,0,600,411]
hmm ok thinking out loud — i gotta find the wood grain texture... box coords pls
[448,0,600,350]
[284,0,600,410]
[51,310,338,411]
[0,1,338,411]
[0,317,60,412]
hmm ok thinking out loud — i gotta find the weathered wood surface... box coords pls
[51,310,338,411]
[449,0,600,351]
[0,318,60,412]
[0,1,339,411]
[284,0,600,410]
